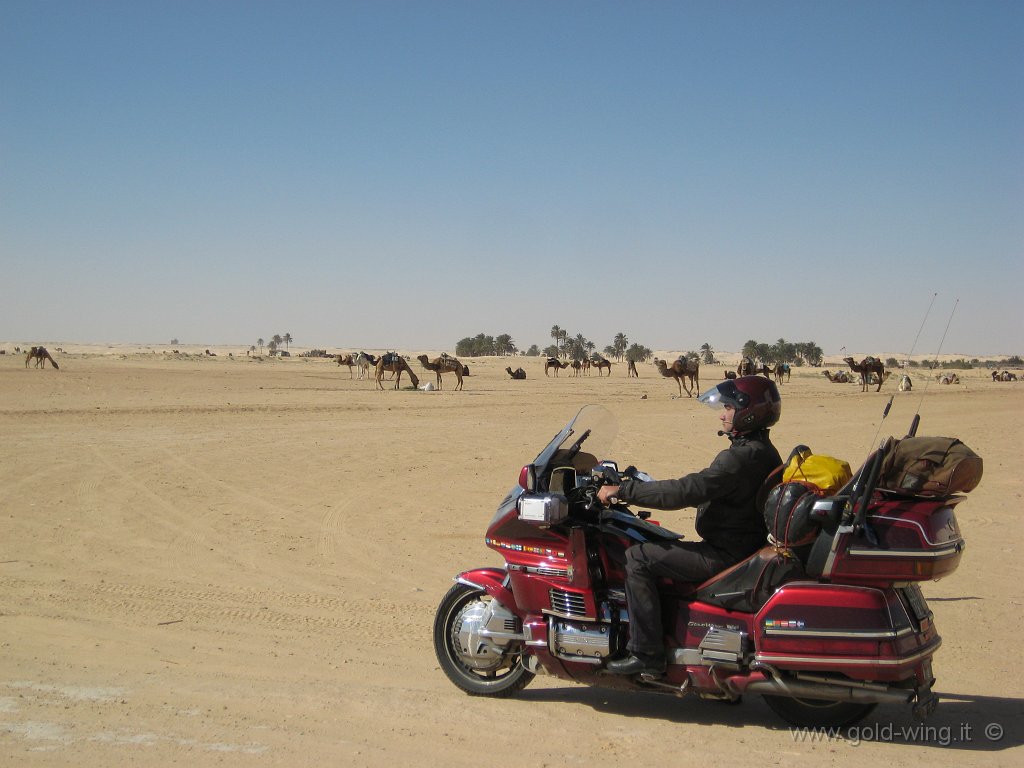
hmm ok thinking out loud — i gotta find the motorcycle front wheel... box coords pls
[763,694,876,728]
[433,582,534,697]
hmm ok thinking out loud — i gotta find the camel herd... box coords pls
[225,347,1024,395]
[334,351,469,390]
[16,344,1014,397]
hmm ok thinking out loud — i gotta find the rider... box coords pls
[596,375,783,675]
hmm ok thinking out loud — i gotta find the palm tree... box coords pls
[249,345,256,357]
[272,334,283,349]
[283,333,293,350]
[571,334,587,360]
[700,343,715,364]
[495,334,515,356]
[257,338,264,354]
[613,332,628,361]
[550,326,562,358]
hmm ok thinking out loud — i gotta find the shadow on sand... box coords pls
[515,685,1022,751]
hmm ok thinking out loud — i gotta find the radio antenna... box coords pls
[904,297,959,437]
[867,292,938,449]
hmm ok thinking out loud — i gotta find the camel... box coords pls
[724,370,737,380]
[506,366,526,380]
[822,370,851,383]
[654,357,699,397]
[774,363,791,384]
[843,356,885,392]
[937,373,960,385]
[581,358,591,376]
[739,357,772,377]
[336,353,356,378]
[25,346,59,370]
[375,353,419,390]
[591,357,612,377]
[898,374,913,392]
[867,371,892,386]
[354,351,378,380]
[992,370,1018,382]
[626,359,639,378]
[544,357,569,377]
[416,353,464,391]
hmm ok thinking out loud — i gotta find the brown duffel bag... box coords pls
[878,436,983,497]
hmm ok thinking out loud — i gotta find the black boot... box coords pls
[605,651,665,676]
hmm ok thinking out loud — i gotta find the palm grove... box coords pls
[456,326,826,368]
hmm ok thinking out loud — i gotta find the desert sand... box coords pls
[2,347,1022,766]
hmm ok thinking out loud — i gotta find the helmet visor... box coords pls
[697,380,749,409]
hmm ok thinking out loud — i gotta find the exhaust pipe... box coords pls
[742,677,915,706]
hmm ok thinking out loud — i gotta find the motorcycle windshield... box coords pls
[530,404,618,479]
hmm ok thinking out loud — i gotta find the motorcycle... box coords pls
[433,404,971,728]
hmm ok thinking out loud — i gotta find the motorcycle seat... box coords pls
[685,546,807,613]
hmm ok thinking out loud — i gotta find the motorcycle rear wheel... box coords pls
[433,583,534,697]
[763,694,876,728]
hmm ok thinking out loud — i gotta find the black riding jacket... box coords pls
[616,429,782,560]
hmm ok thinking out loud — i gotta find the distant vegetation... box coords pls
[895,355,1023,370]
[740,339,824,367]
[454,329,1019,371]
[455,328,655,363]
[455,334,517,357]
[250,332,292,356]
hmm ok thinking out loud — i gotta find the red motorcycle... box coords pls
[433,404,975,728]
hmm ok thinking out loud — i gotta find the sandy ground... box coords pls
[1,348,1022,766]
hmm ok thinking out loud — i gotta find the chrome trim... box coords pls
[764,626,916,639]
[477,628,527,641]
[869,513,958,547]
[543,608,597,621]
[671,648,704,666]
[848,545,961,559]
[456,575,491,591]
[531,566,570,578]
[548,588,591,620]
[755,639,941,667]
[822,524,853,577]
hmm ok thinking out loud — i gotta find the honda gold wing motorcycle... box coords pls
[433,404,974,728]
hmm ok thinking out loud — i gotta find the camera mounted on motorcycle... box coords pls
[518,493,569,525]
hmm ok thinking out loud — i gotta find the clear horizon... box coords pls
[3,2,1021,357]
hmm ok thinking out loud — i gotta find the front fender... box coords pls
[456,567,520,616]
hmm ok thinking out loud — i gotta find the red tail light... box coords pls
[519,465,536,491]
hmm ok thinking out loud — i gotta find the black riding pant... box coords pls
[623,540,735,656]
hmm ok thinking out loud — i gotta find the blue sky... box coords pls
[2,1,1021,356]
